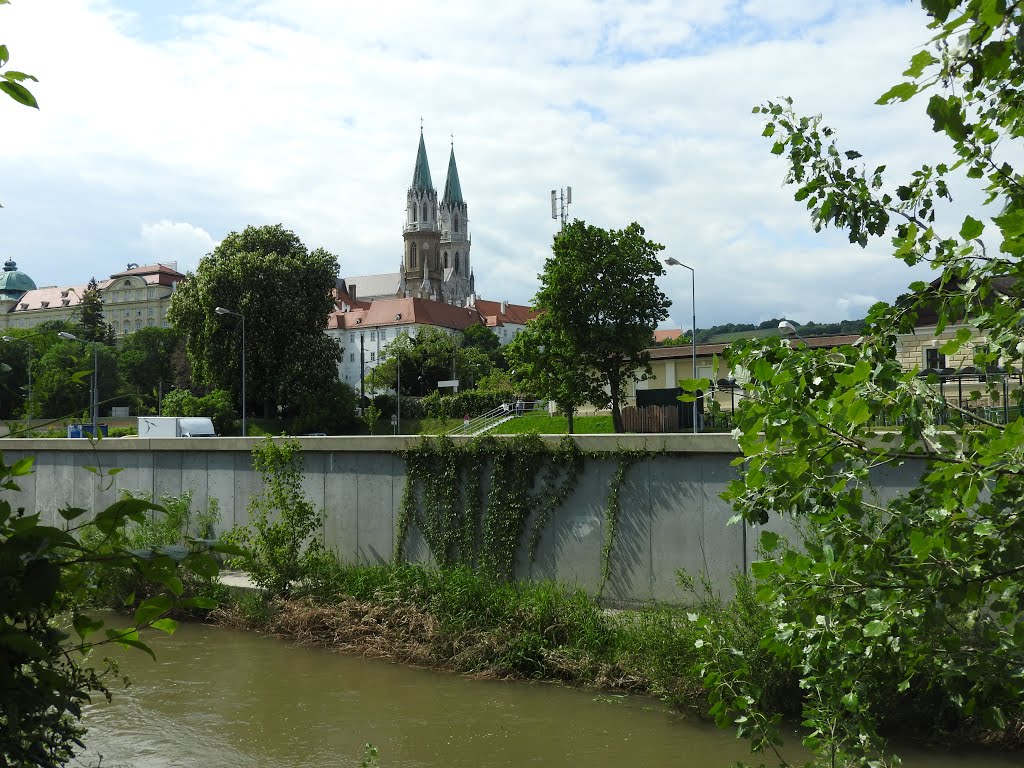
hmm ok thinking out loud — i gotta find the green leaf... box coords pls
[72,613,105,642]
[151,618,177,635]
[847,399,870,426]
[134,594,174,626]
[0,627,47,657]
[902,49,938,77]
[0,79,39,108]
[0,44,8,67]
[863,620,890,638]
[58,506,89,521]
[876,82,919,105]
[10,456,34,476]
[760,530,782,552]
[959,215,984,240]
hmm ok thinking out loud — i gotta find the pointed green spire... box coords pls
[442,145,463,205]
[411,130,433,191]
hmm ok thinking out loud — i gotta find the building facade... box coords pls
[0,261,182,335]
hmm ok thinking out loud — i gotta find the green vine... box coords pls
[397,435,656,588]
[598,451,643,597]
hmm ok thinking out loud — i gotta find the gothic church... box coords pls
[344,129,475,306]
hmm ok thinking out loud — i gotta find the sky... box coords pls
[0,0,982,329]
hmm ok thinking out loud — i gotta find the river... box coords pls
[71,622,1019,768]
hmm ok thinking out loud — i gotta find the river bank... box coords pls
[191,561,1022,760]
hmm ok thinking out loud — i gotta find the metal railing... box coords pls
[447,400,547,436]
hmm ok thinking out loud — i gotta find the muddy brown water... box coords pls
[72,622,1019,768]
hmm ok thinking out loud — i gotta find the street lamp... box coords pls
[57,331,98,437]
[215,306,247,436]
[3,335,36,431]
[664,257,698,434]
[778,320,808,345]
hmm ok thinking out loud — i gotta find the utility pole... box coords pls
[550,186,572,230]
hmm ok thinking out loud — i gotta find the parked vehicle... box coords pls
[137,416,217,438]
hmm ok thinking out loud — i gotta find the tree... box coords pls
[117,327,180,413]
[461,323,505,371]
[694,3,1024,765]
[526,221,670,432]
[31,337,120,420]
[167,224,342,419]
[368,328,494,396]
[77,278,113,345]
[505,316,589,433]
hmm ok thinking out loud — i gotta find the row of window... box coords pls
[107,288,157,302]
[408,243,462,271]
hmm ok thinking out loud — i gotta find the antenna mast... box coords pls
[550,186,572,230]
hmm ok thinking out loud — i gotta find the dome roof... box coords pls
[0,259,36,299]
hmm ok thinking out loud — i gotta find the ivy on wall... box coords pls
[396,435,655,589]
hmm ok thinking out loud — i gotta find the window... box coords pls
[925,348,946,370]
[111,321,119,333]
[443,251,449,268]
[148,308,154,316]
[370,352,376,362]
[147,318,155,327]
[370,331,376,341]
[349,353,355,362]
[454,214,460,233]
[135,320,142,331]
[410,242,418,268]
[349,333,354,343]
[380,329,386,340]
[124,310,130,317]
[454,252,460,272]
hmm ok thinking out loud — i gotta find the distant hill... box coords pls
[658,317,865,346]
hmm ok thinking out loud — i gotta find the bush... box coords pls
[224,437,323,596]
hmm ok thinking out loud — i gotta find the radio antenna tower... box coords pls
[550,186,572,230]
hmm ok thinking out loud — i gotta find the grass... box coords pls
[489,412,614,434]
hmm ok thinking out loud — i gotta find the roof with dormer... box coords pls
[442,146,463,206]
[328,296,484,333]
[411,130,434,192]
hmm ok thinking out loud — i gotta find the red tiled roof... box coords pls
[328,297,485,332]
[10,285,85,312]
[654,329,683,343]
[109,263,184,279]
[472,298,536,327]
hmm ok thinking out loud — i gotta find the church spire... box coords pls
[411,128,433,191]
[442,144,463,206]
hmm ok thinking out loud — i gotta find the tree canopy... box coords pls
[692,2,1024,765]
[167,224,342,419]
[368,327,494,397]
[518,220,669,432]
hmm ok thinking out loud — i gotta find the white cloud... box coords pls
[0,0,978,327]
[135,221,217,275]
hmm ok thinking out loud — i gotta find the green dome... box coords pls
[0,259,36,299]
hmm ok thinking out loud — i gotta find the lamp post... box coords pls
[664,257,698,434]
[215,306,247,436]
[3,335,36,431]
[778,320,808,345]
[57,331,98,437]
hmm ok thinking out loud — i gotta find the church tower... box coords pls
[439,142,473,304]
[402,129,443,301]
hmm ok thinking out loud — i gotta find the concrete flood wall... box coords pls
[0,435,924,606]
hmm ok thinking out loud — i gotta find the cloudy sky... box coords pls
[0,0,977,328]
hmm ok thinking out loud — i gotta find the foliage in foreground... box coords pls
[223,437,324,596]
[687,3,1024,765]
[0,456,229,767]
